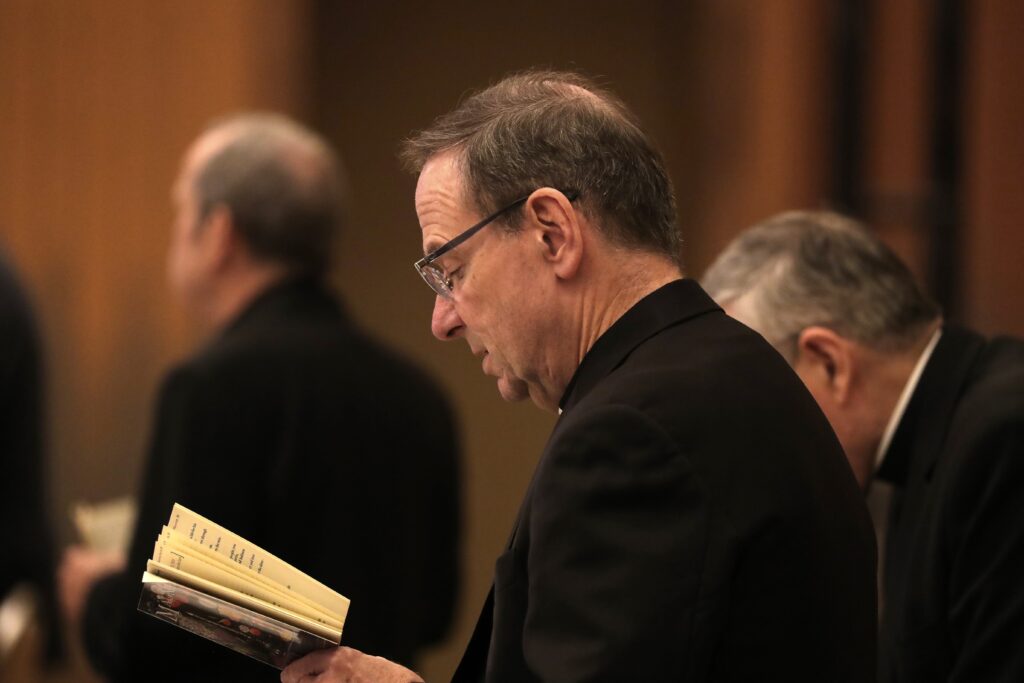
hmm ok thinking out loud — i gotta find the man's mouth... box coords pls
[470,344,498,377]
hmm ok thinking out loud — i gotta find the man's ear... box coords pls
[794,326,856,404]
[524,189,583,280]
[199,205,238,273]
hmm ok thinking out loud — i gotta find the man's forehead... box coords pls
[415,176,463,218]
[416,153,464,202]
[415,152,473,235]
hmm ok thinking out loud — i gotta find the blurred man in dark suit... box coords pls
[58,114,461,682]
[283,70,876,683]
[0,247,62,666]
[703,210,1024,682]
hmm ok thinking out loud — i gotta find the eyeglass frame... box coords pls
[414,189,579,300]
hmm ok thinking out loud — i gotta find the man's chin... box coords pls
[496,376,531,403]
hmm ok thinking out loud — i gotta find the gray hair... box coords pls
[399,70,681,264]
[195,113,346,276]
[701,210,941,359]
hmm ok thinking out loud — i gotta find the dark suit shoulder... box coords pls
[941,336,1024,507]
[167,310,450,427]
[515,308,875,682]
[590,310,842,476]
[957,336,1024,428]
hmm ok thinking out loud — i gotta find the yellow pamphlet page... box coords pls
[137,503,349,669]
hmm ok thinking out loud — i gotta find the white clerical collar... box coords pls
[874,328,942,471]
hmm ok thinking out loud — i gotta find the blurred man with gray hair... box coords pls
[703,210,1024,682]
[58,114,461,683]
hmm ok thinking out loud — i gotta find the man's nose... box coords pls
[431,295,465,340]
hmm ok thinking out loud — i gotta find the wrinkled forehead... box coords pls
[414,152,479,251]
[415,151,468,213]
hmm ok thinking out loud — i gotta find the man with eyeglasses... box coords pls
[283,70,877,683]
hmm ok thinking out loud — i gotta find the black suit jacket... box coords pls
[453,280,877,683]
[0,249,61,661]
[82,277,461,682]
[877,326,1024,682]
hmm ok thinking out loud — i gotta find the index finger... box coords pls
[280,647,337,683]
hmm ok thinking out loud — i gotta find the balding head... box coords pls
[702,210,941,361]
[400,69,681,265]
[191,113,346,277]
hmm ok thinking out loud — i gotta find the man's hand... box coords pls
[57,545,125,624]
[280,646,425,683]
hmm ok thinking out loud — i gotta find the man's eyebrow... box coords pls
[422,236,453,260]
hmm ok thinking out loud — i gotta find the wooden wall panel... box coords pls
[0,0,313,519]
[963,1,1024,336]
[0,4,311,678]
[674,0,833,274]
[861,0,934,284]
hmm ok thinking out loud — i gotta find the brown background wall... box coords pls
[1,1,1021,681]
